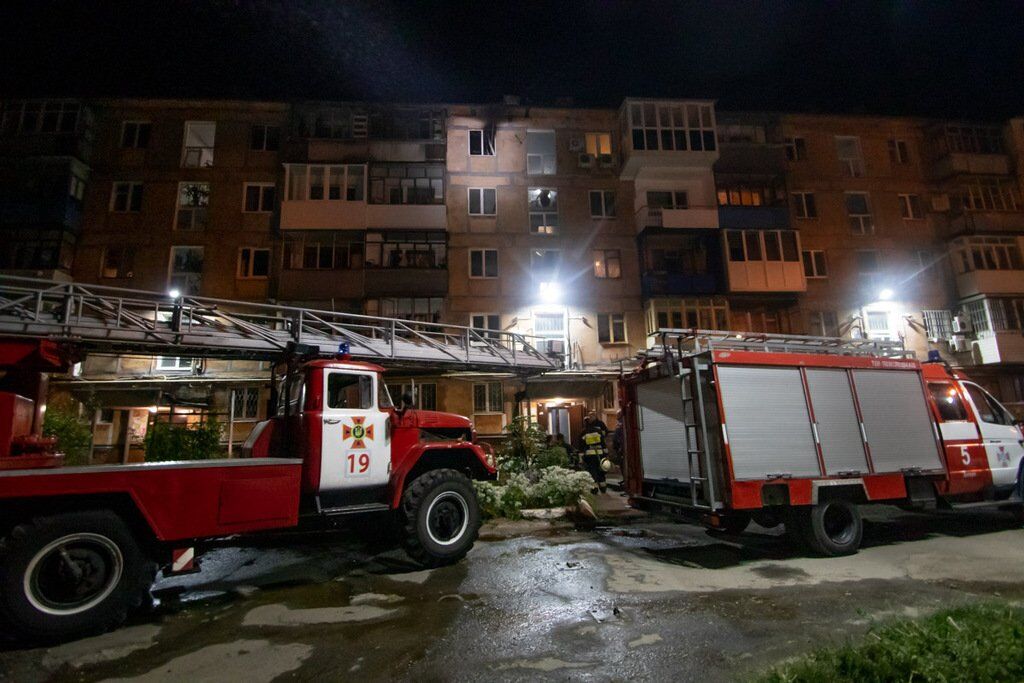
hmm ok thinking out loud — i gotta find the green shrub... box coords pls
[534,445,571,469]
[42,407,93,466]
[473,466,593,519]
[494,415,548,474]
[758,603,1024,682]
[144,418,224,462]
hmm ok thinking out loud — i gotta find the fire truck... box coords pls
[0,276,559,641]
[622,329,1024,556]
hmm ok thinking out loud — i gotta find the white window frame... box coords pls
[237,247,270,280]
[845,192,874,235]
[802,250,828,278]
[864,309,893,340]
[528,187,559,234]
[175,182,210,231]
[231,386,262,420]
[526,129,556,175]
[597,313,628,345]
[473,381,503,413]
[468,128,495,156]
[627,101,716,152]
[284,164,365,202]
[120,120,151,149]
[589,190,616,218]
[110,181,143,213]
[181,120,216,168]
[889,138,909,165]
[243,182,276,213]
[156,356,192,372]
[468,248,498,278]
[792,191,817,219]
[808,310,840,337]
[898,193,923,220]
[470,313,501,345]
[467,187,496,216]
[836,135,865,177]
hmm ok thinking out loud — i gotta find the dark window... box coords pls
[469,128,495,156]
[470,249,498,277]
[121,122,151,149]
[244,184,276,212]
[929,383,968,422]
[327,373,372,410]
[964,383,1015,426]
[250,125,280,151]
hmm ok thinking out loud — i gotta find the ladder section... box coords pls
[648,328,912,360]
[680,362,718,510]
[0,276,560,373]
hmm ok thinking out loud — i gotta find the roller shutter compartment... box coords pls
[636,376,690,481]
[851,369,943,473]
[805,368,870,475]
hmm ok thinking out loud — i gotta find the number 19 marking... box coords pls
[346,452,370,476]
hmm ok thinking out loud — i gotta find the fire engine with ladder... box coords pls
[0,276,560,641]
[622,329,1024,555]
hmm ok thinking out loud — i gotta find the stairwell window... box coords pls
[801,250,828,278]
[473,382,503,413]
[468,188,496,216]
[898,193,923,220]
[120,121,151,149]
[469,128,495,156]
[592,250,621,279]
[530,249,561,281]
[110,182,143,212]
[836,136,864,177]
[528,188,559,234]
[175,182,210,231]
[469,249,498,278]
[597,313,627,344]
[845,192,874,235]
[182,121,215,168]
[243,183,276,213]
[589,190,616,218]
[237,247,270,279]
[526,130,556,175]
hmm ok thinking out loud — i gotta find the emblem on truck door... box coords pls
[342,416,375,449]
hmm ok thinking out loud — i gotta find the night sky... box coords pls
[2,0,1023,120]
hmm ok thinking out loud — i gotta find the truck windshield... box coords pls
[379,380,393,409]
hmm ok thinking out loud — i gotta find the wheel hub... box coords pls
[24,533,124,616]
[426,492,470,546]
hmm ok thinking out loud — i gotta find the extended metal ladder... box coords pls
[647,328,913,360]
[679,360,718,510]
[0,276,560,373]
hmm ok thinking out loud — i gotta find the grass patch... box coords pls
[758,603,1024,682]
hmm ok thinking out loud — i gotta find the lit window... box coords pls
[168,246,204,295]
[528,188,558,234]
[593,250,621,279]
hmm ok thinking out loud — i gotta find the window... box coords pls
[649,238,708,274]
[951,236,1023,274]
[958,178,1020,212]
[724,230,800,262]
[168,246,204,295]
[526,130,556,174]
[365,297,443,323]
[282,232,364,270]
[468,188,496,216]
[589,190,616,217]
[648,297,729,333]
[888,139,909,165]
[231,387,261,420]
[101,246,134,279]
[836,136,864,177]
[593,250,621,279]
[845,192,873,235]
[597,313,627,344]
[469,249,498,278]
[856,250,880,273]
[802,250,828,278]
[2,101,80,134]
[866,311,890,335]
[899,193,923,220]
[928,383,968,422]
[939,125,1003,155]
[975,298,1024,333]
[792,191,817,219]
[784,136,807,161]
[647,190,688,211]
[469,128,495,156]
[923,310,954,341]
[716,181,786,207]
[175,182,210,231]
[69,175,85,202]
[964,383,1014,426]
[717,123,766,144]
[628,101,716,152]
[808,310,840,337]
[250,124,280,151]
[110,182,143,212]
[470,314,501,342]
[157,357,192,371]
[528,188,559,234]
[243,183,276,213]
[327,373,372,410]
[237,247,270,279]
[120,121,151,149]
[285,164,364,201]
[365,230,446,269]
[530,249,561,280]
[534,312,565,338]
[182,121,216,167]
[473,382,503,413]
[386,382,436,410]
[369,163,444,205]
[585,132,612,157]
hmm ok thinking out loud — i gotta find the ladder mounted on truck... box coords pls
[0,276,561,373]
[645,328,914,361]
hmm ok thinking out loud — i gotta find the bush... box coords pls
[473,466,593,519]
[494,415,548,474]
[758,603,1024,682]
[42,407,93,466]
[534,445,571,469]
[144,418,224,462]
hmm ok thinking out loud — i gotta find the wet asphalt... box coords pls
[2,504,1024,682]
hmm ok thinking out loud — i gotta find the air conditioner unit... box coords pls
[543,339,566,357]
[568,135,584,152]
[949,336,970,353]
[598,153,615,168]
[578,153,594,168]
[952,313,972,334]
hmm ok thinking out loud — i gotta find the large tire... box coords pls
[401,469,480,567]
[0,510,152,643]
[800,499,863,557]
[712,512,752,535]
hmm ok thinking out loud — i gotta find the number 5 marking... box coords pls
[960,446,971,466]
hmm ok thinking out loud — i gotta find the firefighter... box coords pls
[578,414,608,493]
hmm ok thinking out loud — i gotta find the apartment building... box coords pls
[3,94,1024,457]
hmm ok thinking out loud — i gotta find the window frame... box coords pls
[792,191,817,219]
[120,120,151,149]
[835,135,865,177]
[526,129,557,175]
[784,136,807,161]
[592,249,622,279]
[528,187,559,234]
[889,138,909,165]
[845,192,874,235]
[898,193,923,220]
[174,182,210,231]
[468,128,495,156]
[181,120,216,168]
[473,381,503,413]
[236,247,270,280]
[249,124,280,152]
[801,249,828,278]
[100,245,135,279]
[589,190,616,218]
[597,312,628,344]
[110,181,143,213]
[468,248,498,279]
[243,182,276,213]
[467,187,497,216]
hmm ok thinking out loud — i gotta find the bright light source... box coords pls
[147,406,158,414]
[878,288,894,301]
[168,288,181,299]
[538,281,562,303]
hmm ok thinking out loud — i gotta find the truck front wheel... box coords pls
[799,499,863,557]
[0,511,153,642]
[401,468,480,567]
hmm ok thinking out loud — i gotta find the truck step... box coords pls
[949,497,1022,511]
[321,503,392,517]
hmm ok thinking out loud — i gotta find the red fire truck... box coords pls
[0,277,558,641]
[622,330,1024,556]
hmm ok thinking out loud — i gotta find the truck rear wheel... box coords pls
[401,468,480,567]
[0,511,153,642]
[800,500,863,557]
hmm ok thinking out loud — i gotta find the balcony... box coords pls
[364,268,447,297]
[717,205,790,230]
[955,269,1024,298]
[299,139,446,164]
[637,207,719,231]
[970,331,1024,365]
[714,144,787,174]
[947,212,1024,236]
[276,268,364,301]
[619,99,720,179]
[641,271,719,297]
[929,152,1010,180]
[365,204,446,229]
[726,259,806,292]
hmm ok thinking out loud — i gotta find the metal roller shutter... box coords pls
[805,368,869,475]
[851,369,943,473]
[716,366,820,480]
[636,376,690,481]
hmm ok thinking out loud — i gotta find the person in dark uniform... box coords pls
[577,414,608,493]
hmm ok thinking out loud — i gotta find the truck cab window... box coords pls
[378,380,393,409]
[327,373,373,410]
[963,383,1014,426]
[928,383,967,421]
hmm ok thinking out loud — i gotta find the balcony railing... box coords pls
[635,205,720,230]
